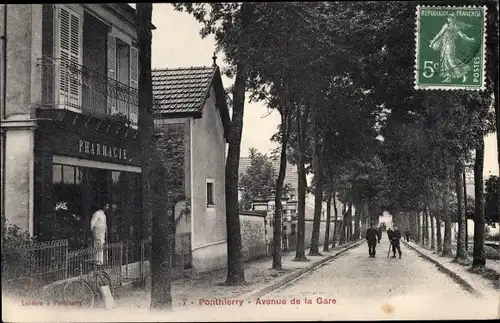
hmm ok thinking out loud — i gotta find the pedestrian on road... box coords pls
[405,229,410,242]
[387,227,393,241]
[391,225,402,259]
[377,226,382,243]
[366,223,380,258]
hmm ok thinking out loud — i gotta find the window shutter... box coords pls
[107,34,117,115]
[129,46,139,126]
[58,7,81,108]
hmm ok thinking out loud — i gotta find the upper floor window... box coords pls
[206,178,215,208]
[50,5,138,126]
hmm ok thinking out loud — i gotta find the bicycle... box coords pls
[62,259,113,309]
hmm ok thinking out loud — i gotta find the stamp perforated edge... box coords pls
[414,5,488,91]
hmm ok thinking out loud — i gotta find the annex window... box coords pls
[206,178,215,208]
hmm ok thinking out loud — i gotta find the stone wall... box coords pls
[240,211,267,261]
[304,219,336,249]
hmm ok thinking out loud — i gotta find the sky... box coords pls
[148,4,499,177]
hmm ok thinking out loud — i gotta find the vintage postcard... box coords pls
[1,2,499,322]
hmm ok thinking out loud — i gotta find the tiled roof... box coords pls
[152,66,216,114]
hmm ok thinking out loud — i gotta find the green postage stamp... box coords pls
[415,6,487,91]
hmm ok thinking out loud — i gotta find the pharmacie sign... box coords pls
[78,139,129,161]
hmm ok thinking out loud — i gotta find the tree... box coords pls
[485,175,500,226]
[173,2,261,285]
[271,94,293,269]
[453,160,468,262]
[309,100,325,256]
[239,148,277,211]
[137,4,174,310]
[473,138,486,268]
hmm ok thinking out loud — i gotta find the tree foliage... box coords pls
[239,148,277,211]
[485,175,500,225]
[175,0,498,271]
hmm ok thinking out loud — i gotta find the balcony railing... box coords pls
[37,57,138,127]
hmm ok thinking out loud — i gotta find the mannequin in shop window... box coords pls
[90,202,109,264]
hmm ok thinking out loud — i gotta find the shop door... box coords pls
[82,168,109,246]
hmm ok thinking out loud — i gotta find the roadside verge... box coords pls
[402,240,487,297]
[238,239,365,300]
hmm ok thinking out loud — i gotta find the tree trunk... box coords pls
[362,202,369,238]
[332,193,338,248]
[340,203,347,245]
[224,2,257,285]
[309,128,323,256]
[463,170,468,251]
[417,211,421,244]
[149,161,176,310]
[408,213,412,240]
[425,208,431,247]
[422,210,426,246]
[436,208,443,253]
[323,189,332,252]
[137,3,154,244]
[137,5,154,290]
[348,204,353,241]
[442,165,453,257]
[424,210,428,246]
[454,160,468,262]
[473,136,486,268]
[136,4,173,310]
[427,210,430,246]
[224,60,247,285]
[413,213,417,242]
[273,106,291,270]
[430,209,436,250]
[411,213,415,241]
[354,207,360,240]
[294,104,308,261]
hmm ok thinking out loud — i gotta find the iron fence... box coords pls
[2,239,68,284]
[3,234,192,293]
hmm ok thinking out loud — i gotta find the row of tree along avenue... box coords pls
[136,2,499,310]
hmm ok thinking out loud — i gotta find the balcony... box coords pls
[37,57,138,128]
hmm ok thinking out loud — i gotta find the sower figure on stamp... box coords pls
[429,14,475,84]
[366,223,380,258]
[90,202,109,264]
[391,225,402,259]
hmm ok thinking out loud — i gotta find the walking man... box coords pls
[366,223,380,258]
[405,228,410,242]
[387,227,393,241]
[377,225,383,243]
[391,225,402,259]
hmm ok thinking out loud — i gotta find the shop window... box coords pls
[63,165,75,184]
[38,163,142,252]
[47,164,85,250]
[53,164,62,184]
